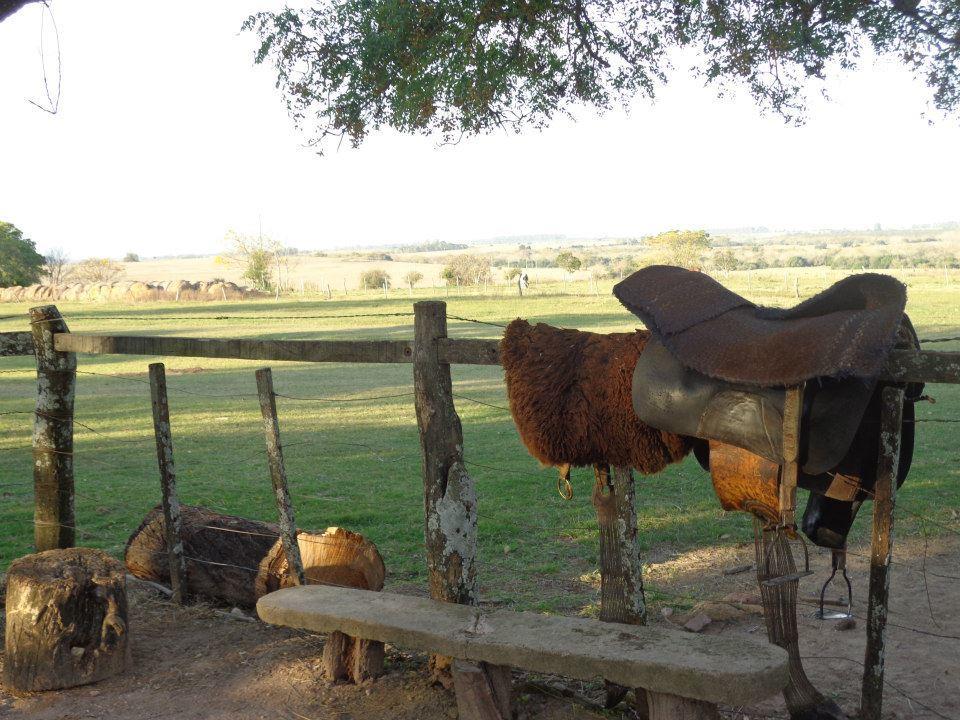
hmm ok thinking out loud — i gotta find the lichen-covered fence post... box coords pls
[861,385,905,720]
[29,305,76,551]
[413,301,511,719]
[593,465,647,710]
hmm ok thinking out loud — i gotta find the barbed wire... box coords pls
[274,390,414,403]
[452,393,512,412]
[445,314,508,328]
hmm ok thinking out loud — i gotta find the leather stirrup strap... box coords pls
[779,383,805,528]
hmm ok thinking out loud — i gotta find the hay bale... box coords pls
[127,281,154,301]
[61,284,84,300]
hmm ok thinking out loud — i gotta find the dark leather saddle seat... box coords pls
[613,265,909,387]
[614,267,921,533]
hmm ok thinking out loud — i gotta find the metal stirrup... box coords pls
[817,548,853,620]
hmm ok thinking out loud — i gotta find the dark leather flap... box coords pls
[631,338,875,475]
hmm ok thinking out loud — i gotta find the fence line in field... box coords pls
[3,302,960,720]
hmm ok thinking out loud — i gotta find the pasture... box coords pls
[1,268,957,614]
[1,268,959,719]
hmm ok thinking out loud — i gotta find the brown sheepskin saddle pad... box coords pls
[615,266,921,502]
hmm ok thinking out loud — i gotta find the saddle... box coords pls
[615,266,921,536]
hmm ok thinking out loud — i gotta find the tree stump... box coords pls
[4,548,130,693]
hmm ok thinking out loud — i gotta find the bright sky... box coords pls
[1,2,958,259]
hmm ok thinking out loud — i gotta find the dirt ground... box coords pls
[1,537,956,720]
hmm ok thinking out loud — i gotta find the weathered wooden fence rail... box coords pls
[48,332,960,382]
[4,303,959,720]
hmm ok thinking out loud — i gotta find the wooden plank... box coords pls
[882,349,960,384]
[256,585,789,707]
[861,386,905,720]
[49,333,960,383]
[30,306,75,551]
[438,338,501,365]
[0,331,34,356]
[54,334,414,364]
[254,367,306,587]
[148,362,187,605]
[778,384,804,528]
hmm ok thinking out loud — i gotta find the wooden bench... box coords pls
[257,585,789,720]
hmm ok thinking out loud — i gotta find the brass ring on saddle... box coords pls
[557,474,574,501]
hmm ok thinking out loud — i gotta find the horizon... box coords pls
[35,221,960,263]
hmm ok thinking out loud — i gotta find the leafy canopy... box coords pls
[245,0,960,150]
[0,222,45,287]
[402,270,424,287]
[648,229,713,268]
[441,253,493,285]
[360,267,392,288]
[555,251,582,273]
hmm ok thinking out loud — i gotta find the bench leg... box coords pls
[323,630,351,681]
[646,691,719,720]
[350,638,385,682]
[323,631,385,683]
[452,660,512,720]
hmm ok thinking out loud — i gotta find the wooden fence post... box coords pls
[861,385,905,720]
[29,305,76,551]
[593,465,647,709]
[148,362,187,604]
[413,302,476,607]
[413,301,511,717]
[255,367,306,586]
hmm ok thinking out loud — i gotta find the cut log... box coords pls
[125,505,387,683]
[255,525,385,596]
[4,548,130,693]
[125,504,279,609]
[262,526,385,685]
[125,505,385,610]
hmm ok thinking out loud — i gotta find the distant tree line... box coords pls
[390,240,468,253]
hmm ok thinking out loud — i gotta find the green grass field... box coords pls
[1,268,958,614]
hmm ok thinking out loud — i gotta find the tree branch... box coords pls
[0,0,42,24]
